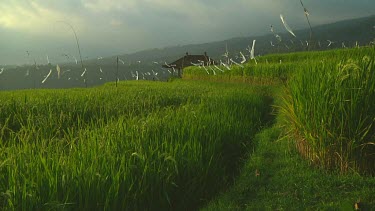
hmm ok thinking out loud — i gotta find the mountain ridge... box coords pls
[109,14,374,63]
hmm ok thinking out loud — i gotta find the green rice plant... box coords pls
[278,47,375,174]
[0,80,272,210]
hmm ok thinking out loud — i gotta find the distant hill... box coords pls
[0,15,374,90]
[109,15,375,63]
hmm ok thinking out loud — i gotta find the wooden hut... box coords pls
[162,52,214,77]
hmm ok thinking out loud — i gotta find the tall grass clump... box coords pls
[279,48,375,174]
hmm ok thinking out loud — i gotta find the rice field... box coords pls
[1,45,374,210]
[0,80,273,210]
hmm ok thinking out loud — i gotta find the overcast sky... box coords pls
[0,0,374,65]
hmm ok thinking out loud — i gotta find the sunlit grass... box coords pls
[278,48,375,174]
[0,80,272,210]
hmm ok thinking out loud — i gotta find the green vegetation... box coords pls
[1,46,375,210]
[279,51,375,174]
[187,47,375,174]
[186,46,375,209]
[0,81,272,210]
[184,47,375,83]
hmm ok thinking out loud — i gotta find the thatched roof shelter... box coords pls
[162,52,215,76]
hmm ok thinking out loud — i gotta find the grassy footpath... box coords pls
[203,126,375,210]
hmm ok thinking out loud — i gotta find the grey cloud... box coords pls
[0,0,374,65]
